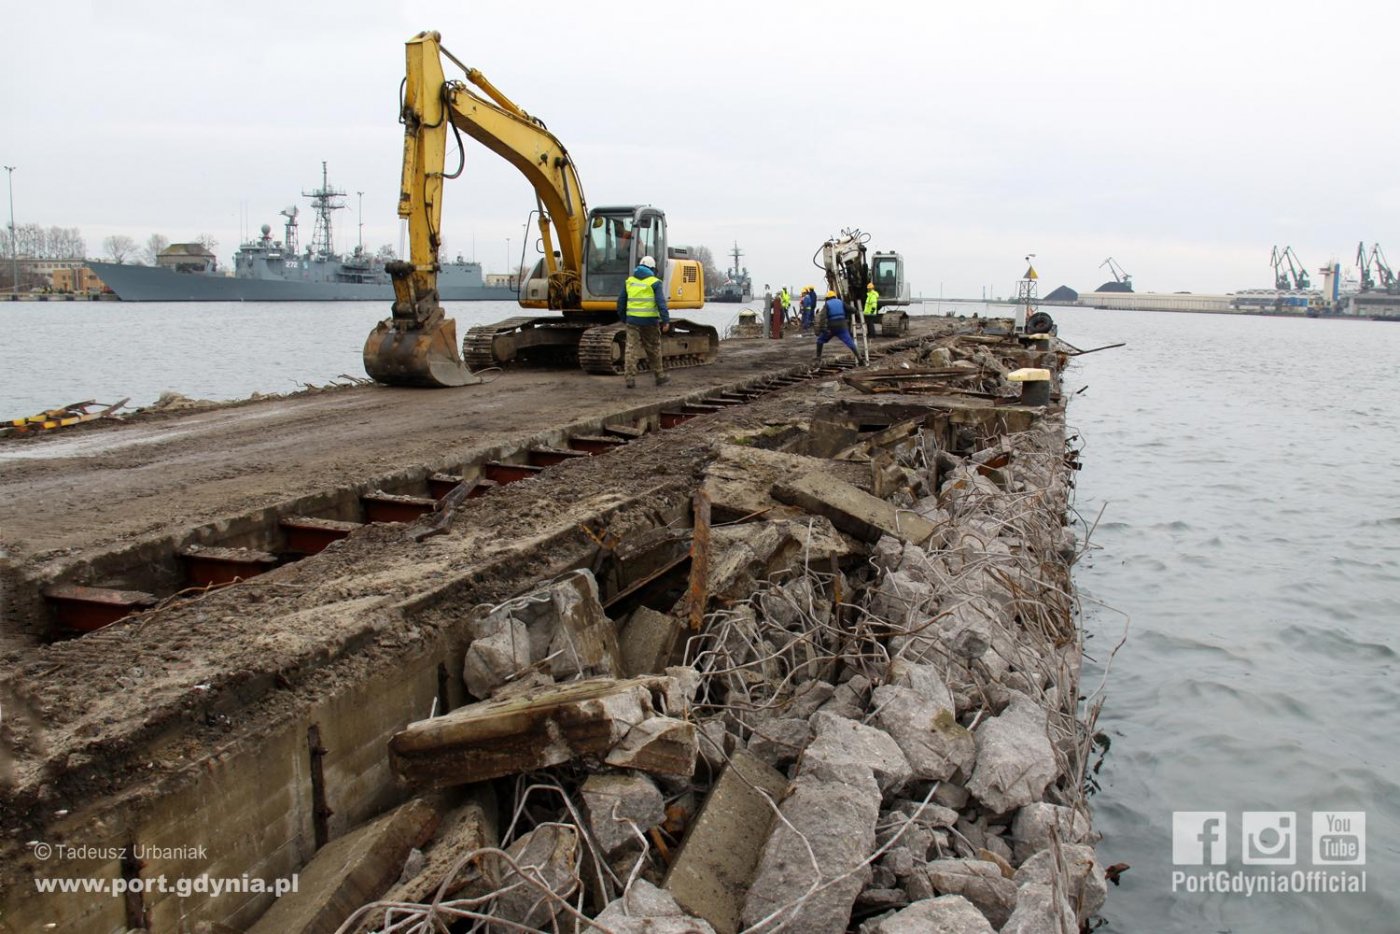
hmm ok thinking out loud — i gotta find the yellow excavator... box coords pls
[363,31,718,387]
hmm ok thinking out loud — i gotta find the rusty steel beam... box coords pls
[568,434,629,455]
[526,448,592,468]
[180,547,279,587]
[482,461,545,484]
[361,492,438,524]
[280,516,363,554]
[659,411,696,429]
[686,488,711,632]
[44,584,157,633]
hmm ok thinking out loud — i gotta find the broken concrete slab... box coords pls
[774,471,940,545]
[885,659,956,711]
[248,798,438,934]
[870,684,975,783]
[800,711,912,796]
[1013,844,1106,924]
[966,695,1058,814]
[784,679,836,718]
[358,788,498,922]
[581,772,666,860]
[620,606,684,677]
[462,614,531,699]
[702,443,873,523]
[1011,802,1096,864]
[487,824,579,930]
[866,570,937,632]
[868,893,996,934]
[541,572,623,680]
[999,881,1077,934]
[705,517,853,603]
[605,716,698,780]
[818,674,872,720]
[595,879,719,934]
[740,767,881,934]
[389,677,654,788]
[745,716,812,770]
[923,858,1018,929]
[467,571,622,691]
[665,750,789,934]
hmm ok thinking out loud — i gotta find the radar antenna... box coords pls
[302,161,346,258]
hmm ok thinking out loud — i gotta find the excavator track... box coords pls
[462,317,545,369]
[577,319,721,375]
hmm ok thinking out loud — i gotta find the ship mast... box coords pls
[730,241,743,277]
[303,161,346,259]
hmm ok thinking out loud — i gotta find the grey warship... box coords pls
[709,241,753,303]
[89,164,517,303]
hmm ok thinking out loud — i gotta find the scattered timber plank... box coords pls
[390,677,671,789]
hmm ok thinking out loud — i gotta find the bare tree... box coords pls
[691,244,722,291]
[13,223,42,257]
[143,233,170,266]
[102,234,139,263]
[375,243,397,262]
[195,233,219,257]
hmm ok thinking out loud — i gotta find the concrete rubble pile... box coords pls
[264,334,1101,934]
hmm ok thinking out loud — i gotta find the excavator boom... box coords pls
[363,32,478,387]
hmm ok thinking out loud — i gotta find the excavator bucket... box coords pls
[363,315,480,388]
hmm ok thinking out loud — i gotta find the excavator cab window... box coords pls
[633,217,660,271]
[585,211,636,297]
[873,255,900,292]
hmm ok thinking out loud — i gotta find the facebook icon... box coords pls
[1173,812,1228,865]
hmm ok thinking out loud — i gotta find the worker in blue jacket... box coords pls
[799,286,817,331]
[616,255,671,388]
[815,289,859,362]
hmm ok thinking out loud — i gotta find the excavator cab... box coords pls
[870,252,910,307]
[581,207,665,303]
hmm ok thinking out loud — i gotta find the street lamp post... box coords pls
[3,166,16,296]
[506,238,511,286]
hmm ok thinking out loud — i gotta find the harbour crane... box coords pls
[1371,243,1398,292]
[1357,242,1375,292]
[1270,246,1290,290]
[1270,246,1310,290]
[1099,257,1133,291]
[1283,247,1311,289]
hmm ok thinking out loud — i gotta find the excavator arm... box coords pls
[364,30,590,387]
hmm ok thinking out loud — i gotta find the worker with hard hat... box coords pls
[616,254,671,388]
[815,289,859,362]
[799,285,817,331]
[780,285,792,320]
[865,281,880,318]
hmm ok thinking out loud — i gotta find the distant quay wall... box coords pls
[1,292,117,302]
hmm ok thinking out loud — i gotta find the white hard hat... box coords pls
[641,255,656,268]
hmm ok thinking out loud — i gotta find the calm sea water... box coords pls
[4,300,1396,930]
[1059,307,1400,933]
[0,298,782,416]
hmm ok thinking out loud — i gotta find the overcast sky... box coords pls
[6,0,1396,297]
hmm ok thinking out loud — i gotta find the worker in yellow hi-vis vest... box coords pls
[616,255,671,389]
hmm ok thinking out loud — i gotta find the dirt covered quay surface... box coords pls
[0,320,967,800]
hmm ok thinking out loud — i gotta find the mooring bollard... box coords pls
[1008,367,1052,405]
